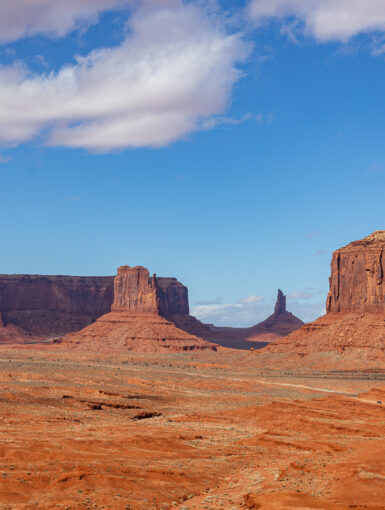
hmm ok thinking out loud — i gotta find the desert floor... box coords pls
[0,348,385,509]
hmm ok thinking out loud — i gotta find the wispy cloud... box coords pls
[0,154,11,164]
[195,297,224,306]
[287,289,323,300]
[248,0,385,44]
[201,112,273,130]
[238,294,264,304]
[368,162,384,175]
[0,0,130,43]
[0,1,248,152]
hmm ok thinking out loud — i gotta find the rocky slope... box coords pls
[0,312,31,344]
[59,266,217,352]
[258,231,385,368]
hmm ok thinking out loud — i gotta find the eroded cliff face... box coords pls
[274,289,286,314]
[0,269,190,338]
[327,231,385,313]
[0,275,114,336]
[111,266,159,313]
[257,231,385,368]
[111,266,190,316]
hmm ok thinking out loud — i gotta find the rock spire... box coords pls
[274,289,287,314]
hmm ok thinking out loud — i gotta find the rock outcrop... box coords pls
[112,266,159,314]
[0,270,190,338]
[173,290,304,349]
[275,289,286,314]
[246,289,304,340]
[0,274,114,337]
[258,231,385,369]
[59,266,217,352]
[327,230,385,313]
[111,266,190,316]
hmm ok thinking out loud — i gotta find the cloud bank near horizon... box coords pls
[192,290,326,327]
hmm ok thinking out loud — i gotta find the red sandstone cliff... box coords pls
[327,230,385,313]
[259,231,385,368]
[0,274,114,337]
[112,266,159,314]
[0,270,189,338]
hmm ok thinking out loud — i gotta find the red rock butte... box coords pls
[260,231,385,368]
[327,230,385,313]
[58,266,217,353]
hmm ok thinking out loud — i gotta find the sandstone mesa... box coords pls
[259,230,385,369]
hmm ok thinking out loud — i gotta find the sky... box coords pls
[0,0,385,326]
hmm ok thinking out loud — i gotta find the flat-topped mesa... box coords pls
[274,289,286,314]
[327,230,385,313]
[111,265,190,316]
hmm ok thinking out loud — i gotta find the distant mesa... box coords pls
[260,231,385,368]
[172,289,304,349]
[0,265,302,351]
[0,273,114,338]
[58,266,217,353]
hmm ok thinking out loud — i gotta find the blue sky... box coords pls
[0,0,385,326]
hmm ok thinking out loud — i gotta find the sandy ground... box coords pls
[0,347,385,509]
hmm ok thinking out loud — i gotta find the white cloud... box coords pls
[201,112,273,130]
[195,297,224,306]
[287,289,324,300]
[0,0,130,43]
[238,294,264,304]
[248,0,385,42]
[0,2,248,152]
[287,291,313,300]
